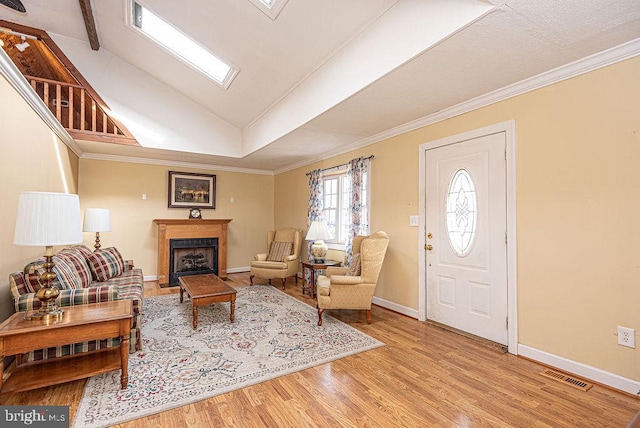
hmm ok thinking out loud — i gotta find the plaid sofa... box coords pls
[9,245,144,363]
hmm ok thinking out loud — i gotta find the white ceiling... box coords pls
[2,0,640,173]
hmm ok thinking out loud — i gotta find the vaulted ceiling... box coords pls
[2,0,640,173]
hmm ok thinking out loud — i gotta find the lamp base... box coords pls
[25,307,64,322]
[27,253,64,322]
[310,240,328,264]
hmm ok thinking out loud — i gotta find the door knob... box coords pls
[425,244,433,251]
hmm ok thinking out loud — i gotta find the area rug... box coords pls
[73,285,384,427]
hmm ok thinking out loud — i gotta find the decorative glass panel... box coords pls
[446,169,477,256]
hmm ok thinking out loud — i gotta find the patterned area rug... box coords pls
[74,285,384,428]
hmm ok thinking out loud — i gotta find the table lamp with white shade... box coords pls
[13,192,82,321]
[83,208,111,250]
[305,220,333,263]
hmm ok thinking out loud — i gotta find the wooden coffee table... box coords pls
[179,274,237,328]
[0,299,132,394]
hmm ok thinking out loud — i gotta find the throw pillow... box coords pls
[346,253,361,276]
[87,247,125,282]
[57,250,92,288]
[267,241,293,262]
[23,258,74,292]
[23,260,46,293]
[51,255,82,289]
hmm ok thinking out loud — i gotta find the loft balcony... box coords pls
[1,20,138,147]
[25,75,136,146]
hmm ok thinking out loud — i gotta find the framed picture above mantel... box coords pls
[168,171,216,209]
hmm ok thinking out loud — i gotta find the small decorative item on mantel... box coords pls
[189,208,202,219]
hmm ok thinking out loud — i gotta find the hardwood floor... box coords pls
[2,273,638,427]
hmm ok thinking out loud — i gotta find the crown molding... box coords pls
[0,46,83,157]
[80,152,274,176]
[274,37,640,175]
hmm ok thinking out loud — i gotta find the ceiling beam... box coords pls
[78,0,99,51]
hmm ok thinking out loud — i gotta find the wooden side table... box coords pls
[0,299,132,395]
[301,260,341,297]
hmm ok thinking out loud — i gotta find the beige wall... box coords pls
[78,160,274,277]
[275,56,640,381]
[0,76,79,322]
[1,48,638,384]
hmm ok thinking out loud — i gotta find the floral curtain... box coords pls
[306,169,323,284]
[345,156,370,265]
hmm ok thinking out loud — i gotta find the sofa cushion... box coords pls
[87,247,126,282]
[52,255,82,289]
[23,259,47,293]
[267,241,292,262]
[57,247,93,288]
[23,257,80,291]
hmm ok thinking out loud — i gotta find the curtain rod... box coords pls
[306,155,374,176]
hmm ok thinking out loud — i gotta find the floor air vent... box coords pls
[540,369,593,391]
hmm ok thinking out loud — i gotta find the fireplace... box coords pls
[169,238,218,286]
[154,219,231,287]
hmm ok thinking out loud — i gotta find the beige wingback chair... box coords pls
[250,227,303,290]
[316,231,390,326]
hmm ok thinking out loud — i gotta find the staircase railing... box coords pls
[25,75,136,145]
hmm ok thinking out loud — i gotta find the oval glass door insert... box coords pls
[446,169,477,256]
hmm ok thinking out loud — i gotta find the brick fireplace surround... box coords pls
[153,219,232,286]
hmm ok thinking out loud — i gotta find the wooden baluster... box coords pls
[91,99,96,132]
[30,79,36,91]
[44,82,49,112]
[56,84,61,121]
[102,111,107,134]
[68,87,74,130]
[80,89,85,130]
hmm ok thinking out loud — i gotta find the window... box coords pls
[131,1,238,89]
[247,0,289,20]
[322,171,369,244]
[446,169,477,256]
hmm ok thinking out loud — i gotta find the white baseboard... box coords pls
[372,296,419,319]
[143,275,157,281]
[518,344,640,396]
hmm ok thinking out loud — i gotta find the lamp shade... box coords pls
[305,220,333,241]
[13,192,82,246]
[83,208,111,232]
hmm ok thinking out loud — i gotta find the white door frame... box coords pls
[418,120,518,354]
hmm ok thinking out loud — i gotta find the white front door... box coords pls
[424,131,508,345]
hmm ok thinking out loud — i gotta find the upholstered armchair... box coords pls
[250,227,303,290]
[316,231,390,326]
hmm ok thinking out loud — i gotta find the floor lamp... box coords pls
[13,192,82,321]
[83,208,111,250]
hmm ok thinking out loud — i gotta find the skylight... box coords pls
[131,1,238,88]
[248,0,289,20]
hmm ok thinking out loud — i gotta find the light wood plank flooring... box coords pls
[1,273,638,427]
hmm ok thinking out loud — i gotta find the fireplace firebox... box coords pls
[169,238,218,286]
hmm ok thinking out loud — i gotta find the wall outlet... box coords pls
[617,326,635,348]
[409,215,419,227]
